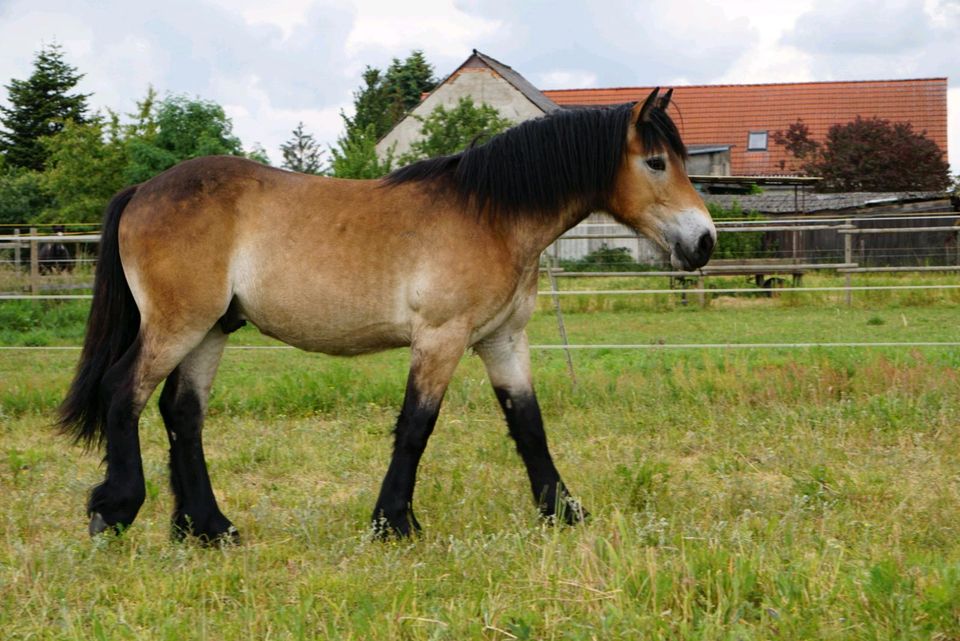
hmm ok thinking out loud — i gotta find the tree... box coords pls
[346,51,437,141]
[330,50,436,178]
[771,119,818,174]
[348,67,395,143]
[281,122,324,174]
[124,94,245,183]
[382,51,437,128]
[328,123,393,179]
[398,97,512,165]
[246,143,271,166]
[774,116,950,192]
[0,167,46,224]
[0,44,90,171]
[39,115,126,223]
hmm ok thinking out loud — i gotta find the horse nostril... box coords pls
[698,231,715,258]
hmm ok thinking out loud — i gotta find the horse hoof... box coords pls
[88,512,109,537]
[542,496,589,526]
[370,514,421,541]
[173,519,241,546]
[205,525,241,547]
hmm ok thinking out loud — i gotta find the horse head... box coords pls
[608,88,716,270]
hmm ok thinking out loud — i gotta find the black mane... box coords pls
[383,102,687,220]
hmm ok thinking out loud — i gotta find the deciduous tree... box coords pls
[774,116,950,192]
[328,123,393,179]
[0,167,46,224]
[39,116,126,222]
[124,95,245,183]
[398,97,512,165]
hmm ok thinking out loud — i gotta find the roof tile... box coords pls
[543,78,948,175]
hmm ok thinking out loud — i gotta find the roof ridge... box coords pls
[543,77,948,93]
[471,50,560,113]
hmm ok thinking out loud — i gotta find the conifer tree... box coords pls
[281,122,325,174]
[0,44,90,171]
[330,51,436,178]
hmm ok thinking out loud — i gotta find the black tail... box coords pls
[58,185,140,447]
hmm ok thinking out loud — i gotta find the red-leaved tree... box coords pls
[774,116,950,192]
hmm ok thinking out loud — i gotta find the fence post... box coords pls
[843,219,853,307]
[29,227,39,296]
[14,228,21,271]
[546,263,577,389]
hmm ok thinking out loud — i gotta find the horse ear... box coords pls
[658,88,673,111]
[632,87,660,124]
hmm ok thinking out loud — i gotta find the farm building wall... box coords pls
[687,150,731,176]
[547,213,667,266]
[376,67,546,159]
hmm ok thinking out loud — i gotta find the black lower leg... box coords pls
[89,346,146,535]
[494,387,585,524]
[160,369,236,544]
[372,377,441,538]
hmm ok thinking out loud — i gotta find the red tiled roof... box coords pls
[543,79,948,176]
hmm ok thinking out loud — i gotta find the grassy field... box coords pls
[1,277,959,639]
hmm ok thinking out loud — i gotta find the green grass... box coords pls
[1,280,959,639]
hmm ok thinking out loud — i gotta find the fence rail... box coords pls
[3,213,960,304]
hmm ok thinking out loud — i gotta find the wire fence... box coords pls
[3,342,960,352]
[1,213,958,354]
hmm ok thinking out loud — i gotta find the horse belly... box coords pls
[234,281,412,355]
[263,318,411,355]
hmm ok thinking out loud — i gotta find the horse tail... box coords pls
[57,184,140,447]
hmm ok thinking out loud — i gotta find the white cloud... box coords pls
[536,70,597,90]
[213,72,349,164]
[785,0,931,55]
[0,0,956,172]
[204,0,316,39]
[344,0,502,73]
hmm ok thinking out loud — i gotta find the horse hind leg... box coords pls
[88,319,225,537]
[88,325,212,536]
[87,336,148,535]
[158,327,237,544]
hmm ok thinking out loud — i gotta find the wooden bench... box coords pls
[693,258,812,288]
[670,260,856,305]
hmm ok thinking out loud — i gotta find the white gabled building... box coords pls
[376,50,559,160]
[376,50,666,265]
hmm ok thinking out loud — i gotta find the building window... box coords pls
[747,131,768,151]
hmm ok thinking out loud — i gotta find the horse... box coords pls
[58,88,715,543]
[38,225,74,274]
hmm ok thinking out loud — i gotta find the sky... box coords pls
[0,0,957,173]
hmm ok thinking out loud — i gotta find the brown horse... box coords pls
[58,88,715,542]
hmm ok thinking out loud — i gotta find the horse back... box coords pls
[117,156,530,354]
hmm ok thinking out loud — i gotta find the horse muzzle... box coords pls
[665,209,716,271]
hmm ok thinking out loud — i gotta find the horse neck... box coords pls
[505,200,592,264]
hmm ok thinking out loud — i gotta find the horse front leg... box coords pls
[371,326,467,538]
[476,330,587,525]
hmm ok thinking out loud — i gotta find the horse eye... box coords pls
[645,156,666,172]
